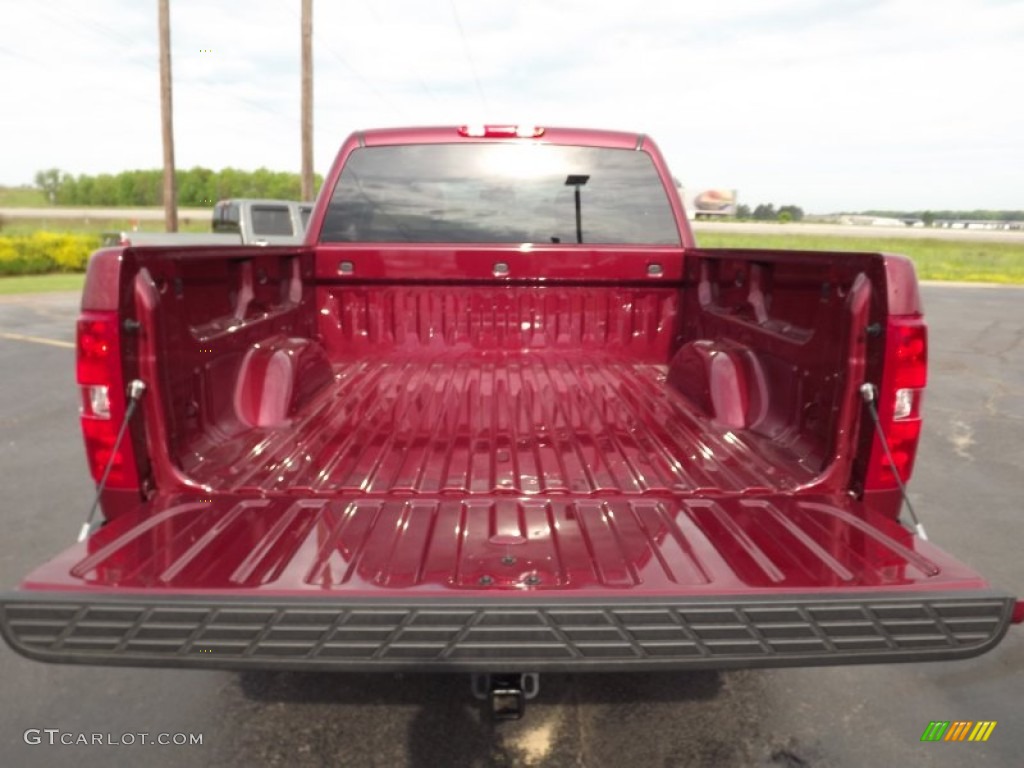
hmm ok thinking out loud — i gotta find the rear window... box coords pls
[251,205,294,236]
[321,143,680,245]
[298,205,313,231]
[212,202,240,233]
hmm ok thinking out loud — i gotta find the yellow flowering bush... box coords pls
[0,233,99,275]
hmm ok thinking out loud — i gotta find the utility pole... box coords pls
[300,0,314,201]
[158,0,178,231]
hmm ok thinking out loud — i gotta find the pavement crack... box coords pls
[770,748,810,767]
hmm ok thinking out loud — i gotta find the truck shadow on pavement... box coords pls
[238,669,724,706]
[235,670,740,767]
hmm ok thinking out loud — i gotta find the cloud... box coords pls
[1,0,1021,210]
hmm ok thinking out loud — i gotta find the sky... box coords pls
[0,0,1021,213]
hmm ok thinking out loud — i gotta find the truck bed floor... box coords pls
[185,351,818,495]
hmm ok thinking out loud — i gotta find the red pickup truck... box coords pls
[2,126,1019,715]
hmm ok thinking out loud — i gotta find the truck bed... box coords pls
[10,332,1011,671]
[183,350,817,495]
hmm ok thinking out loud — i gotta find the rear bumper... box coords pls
[1,591,1014,673]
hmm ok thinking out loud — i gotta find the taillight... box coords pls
[77,311,139,488]
[457,125,545,138]
[864,316,927,489]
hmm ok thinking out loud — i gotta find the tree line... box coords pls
[33,167,323,207]
[734,203,805,222]
[861,209,1024,222]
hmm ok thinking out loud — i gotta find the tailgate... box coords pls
[1,493,1014,672]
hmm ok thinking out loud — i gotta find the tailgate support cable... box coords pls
[78,379,147,542]
[860,383,928,540]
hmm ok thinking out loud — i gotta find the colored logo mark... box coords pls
[921,721,997,742]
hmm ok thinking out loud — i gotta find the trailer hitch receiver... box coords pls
[471,673,540,720]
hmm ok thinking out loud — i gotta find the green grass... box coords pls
[0,186,47,207]
[0,273,86,295]
[695,232,1024,284]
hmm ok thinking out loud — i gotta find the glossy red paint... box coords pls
[20,493,989,597]
[36,239,970,599]
[233,335,333,429]
[119,246,882,502]
[315,283,680,358]
[880,254,923,315]
[176,350,818,496]
[313,244,686,283]
[680,248,883,489]
[80,249,126,311]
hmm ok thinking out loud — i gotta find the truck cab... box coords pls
[212,198,312,245]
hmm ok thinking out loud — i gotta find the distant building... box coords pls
[838,215,906,227]
[834,214,1021,231]
[934,220,1016,230]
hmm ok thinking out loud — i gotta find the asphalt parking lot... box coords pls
[0,285,1021,767]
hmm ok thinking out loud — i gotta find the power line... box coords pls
[0,43,48,68]
[282,4,409,119]
[357,2,440,107]
[448,0,489,113]
[24,9,160,110]
[36,5,140,52]
[34,5,294,128]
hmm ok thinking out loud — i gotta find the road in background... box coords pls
[3,206,1024,244]
[0,286,1021,767]
[0,207,211,221]
[693,220,1024,243]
